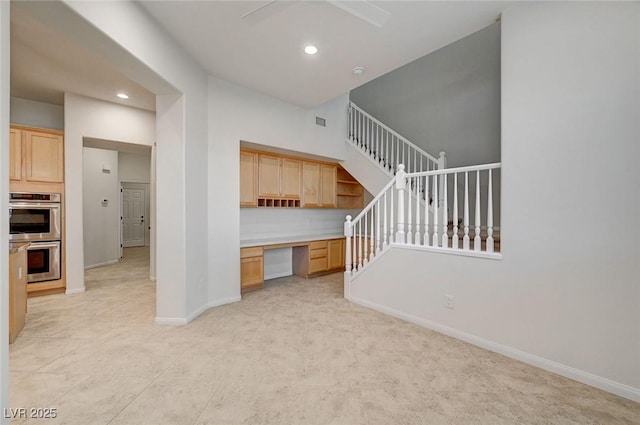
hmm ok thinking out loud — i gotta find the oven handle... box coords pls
[10,202,61,209]
[28,241,61,249]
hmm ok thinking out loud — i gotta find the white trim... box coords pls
[264,271,292,280]
[390,242,503,260]
[347,296,640,403]
[345,138,393,177]
[153,296,241,326]
[185,303,209,324]
[84,259,119,270]
[154,317,187,325]
[208,296,242,308]
[65,286,86,295]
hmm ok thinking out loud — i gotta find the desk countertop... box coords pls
[240,233,344,248]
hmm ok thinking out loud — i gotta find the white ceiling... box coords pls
[11,1,513,111]
[139,1,509,108]
[10,2,157,111]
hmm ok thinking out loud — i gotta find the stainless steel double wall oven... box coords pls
[9,192,62,283]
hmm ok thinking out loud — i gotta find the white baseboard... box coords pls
[185,303,209,324]
[84,259,119,270]
[208,296,242,308]
[65,287,86,295]
[264,271,291,280]
[347,295,640,403]
[154,317,187,325]
[155,296,242,326]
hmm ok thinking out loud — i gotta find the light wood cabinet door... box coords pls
[9,247,28,344]
[24,130,64,183]
[240,150,258,207]
[320,164,337,207]
[327,239,344,270]
[9,128,22,181]
[280,158,301,199]
[258,154,280,197]
[240,247,264,292]
[302,162,320,207]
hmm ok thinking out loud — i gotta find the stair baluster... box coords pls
[432,174,439,247]
[487,169,494,253]
[463,172,470,250]
[474,170,481,252]
[424,174,430,246]
[452,173,459,249]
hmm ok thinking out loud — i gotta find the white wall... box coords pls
[350,23,501,168]
[208,77,350,304]
[82,147,120,268]
[0,1,10,420]
[64,93,155,293]
[118,151,150,182]
[10,97,64,130]
[350,3,640,401]
[240,208,358,242]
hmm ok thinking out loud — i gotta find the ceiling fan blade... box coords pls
[328,0,391,28]
[241,1,295,25]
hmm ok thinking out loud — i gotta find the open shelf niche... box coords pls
[336,166,364,209]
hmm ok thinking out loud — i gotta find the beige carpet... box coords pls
[8,247,639,424]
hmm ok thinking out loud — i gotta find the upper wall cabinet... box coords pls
[240,148,362,209]
[11,126,64,184]
[240,150,258,207]
[302,162,336,208]
[280,158,302,199]
[9,128,22,181]
[257,153,302,200]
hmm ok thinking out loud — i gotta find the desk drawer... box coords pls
[309,240,327,250]
[241,247,264,258]
[309,247,328,259]
[309,257,328,274]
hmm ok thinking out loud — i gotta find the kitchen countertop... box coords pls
[9,241,30,254]
[240,233,344,248]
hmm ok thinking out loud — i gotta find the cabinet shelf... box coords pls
[337,179,360,184]
[257,198,301,208]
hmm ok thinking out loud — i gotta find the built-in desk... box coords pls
[240,234,345,293]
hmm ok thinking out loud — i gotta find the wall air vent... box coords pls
[315,117,326,127]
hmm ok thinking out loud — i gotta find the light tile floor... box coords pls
[8,247,640,424]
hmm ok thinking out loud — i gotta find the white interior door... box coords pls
[122,188,145,247]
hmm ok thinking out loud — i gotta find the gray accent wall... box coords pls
[350,23,501,168]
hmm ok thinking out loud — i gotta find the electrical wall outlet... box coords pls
[445,294,454,309]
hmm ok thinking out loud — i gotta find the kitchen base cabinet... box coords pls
[240,247,264,292]
[9,243,29,344]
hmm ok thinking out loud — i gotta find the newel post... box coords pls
[395,164,407,244]
[344,215,352,274]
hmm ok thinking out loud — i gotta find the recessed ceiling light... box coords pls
[353,67,365,76]
[117,93,129,99]
[304,45,318,55]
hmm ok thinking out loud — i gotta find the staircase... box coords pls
[342,102,447,195]
[340,102,502,286]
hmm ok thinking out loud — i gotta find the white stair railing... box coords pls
[348,101,445,175]
[345,163,501,276]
